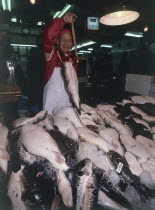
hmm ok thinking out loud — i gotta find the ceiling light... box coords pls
[11,17,17,22]
[88,48,93,50]
[37,21,43,26]
[2,0,6,10]
[76,45,83,49]
[58,4,71,17]
[53,4,71,19]
[79,50,91,53]
[8,0,11,11]
[30,0,36,4]
[53,11,61,19]
[2,0,11,11]
[100,44,112,48]
[81,41,96,47]
[125,32,143,38]
[11,44,37,47]
[71,41,95,51]
[100,3,140,26]
[144,25,148,32]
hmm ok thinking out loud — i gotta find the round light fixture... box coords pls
[30,0,36,4]
[100,3,140,26]
[144,25,148,32]
[100,10,140,26]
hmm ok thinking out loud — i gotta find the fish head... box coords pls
[107,150,129,174]
[74,158,93,177]
[0,148,10,160]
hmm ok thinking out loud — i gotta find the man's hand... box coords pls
[63,12,77,23]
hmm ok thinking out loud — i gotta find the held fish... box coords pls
[62,62,81,115]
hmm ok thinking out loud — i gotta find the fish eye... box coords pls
[86,112,92,116]
[77,171,84,176]
[92,188,98,196]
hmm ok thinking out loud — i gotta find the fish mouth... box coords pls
[77,168,90,177]
[70,158,92,174]
[106,152,115,170]
[77,158,92,169]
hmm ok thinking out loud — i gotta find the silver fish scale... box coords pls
[17,137,36,165]
[65,73,70,83]
[65,79,78,109]
[62,70,76,105]
[76,175,93,210]
[76,176,90,210]
[99,172,131,209]
[62,62,80,114]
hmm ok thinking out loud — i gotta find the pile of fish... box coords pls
[1,62,155,209]
[1,94,155,209]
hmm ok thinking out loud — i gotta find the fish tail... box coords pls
[72,102,81,115]
[74,107,81,115]
[77,108,81,115]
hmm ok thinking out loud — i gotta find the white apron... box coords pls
[43,67,71,115]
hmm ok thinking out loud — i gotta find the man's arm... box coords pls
[42,13,77,54]
[43,18,66,54]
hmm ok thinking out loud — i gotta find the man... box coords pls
[42,12,78,115]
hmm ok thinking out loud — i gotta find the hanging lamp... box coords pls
[30,0,36,5]
[99,2,140,26]
[144,24,148,32]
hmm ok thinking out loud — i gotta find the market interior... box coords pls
[1,1,155,210]
[0,0,155,122]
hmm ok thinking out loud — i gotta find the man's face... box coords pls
[58,32,72,53]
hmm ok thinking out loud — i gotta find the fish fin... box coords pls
[54,125,59,131]
[0,148,10,160]
[77,108,81,115]
[73,107,81,115]
[53,151,65,164]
